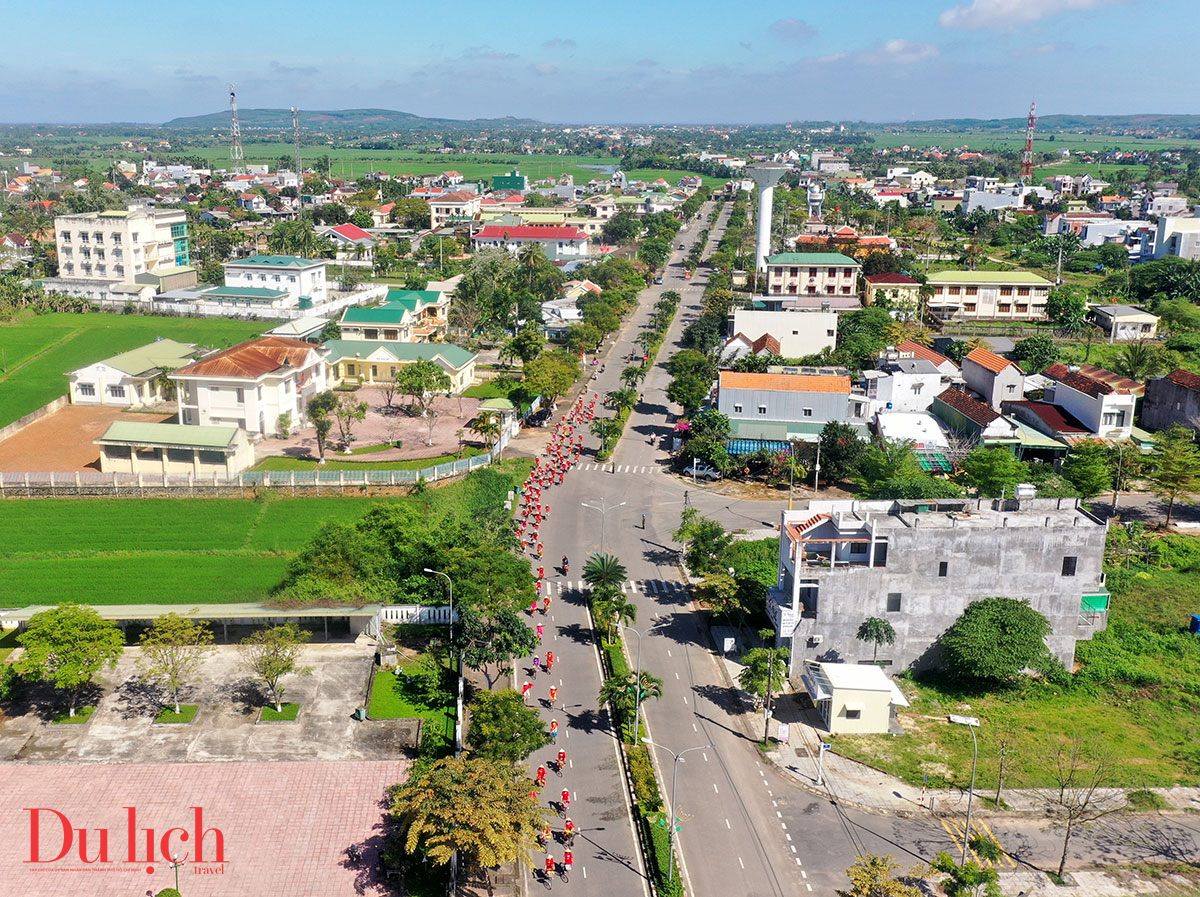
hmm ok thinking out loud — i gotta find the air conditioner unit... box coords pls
[809,634,824,646]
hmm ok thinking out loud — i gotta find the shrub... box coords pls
[642,815,684,897]
[627,745,664,812]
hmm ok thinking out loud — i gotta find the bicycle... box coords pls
[560,861,571,883]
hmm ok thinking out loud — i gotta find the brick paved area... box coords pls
[0,759,408,896]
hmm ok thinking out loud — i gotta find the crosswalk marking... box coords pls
[575,463,665,474]
[553,579,685,596]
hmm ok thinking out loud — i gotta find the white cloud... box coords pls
[864,39,940,65]
[938,0,1126,30]
[1012,41,1061,55]
[770,18,817,42]
[529,63,558,76]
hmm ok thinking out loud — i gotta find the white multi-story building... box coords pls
[54,208,189,283]
[221,255,328,306]
[764,252,860,298]
[925,271,1052,322]
[471,225,590,260]
[1153,217,1200,261]
[170,336,327,439]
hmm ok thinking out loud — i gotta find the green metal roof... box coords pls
[150,265,196,277]
[96,421,239,449]
[230,254,323,268]
[766,252,859,266]
[205,286,290,300]
[383,289,442,312]
[323,339,476,369]
[926,270,1051,285]
[1013,421,1069,450]
[98,339,197,376]
[479,397,516,411]
[342,306,409,324]
[728,417,869,443]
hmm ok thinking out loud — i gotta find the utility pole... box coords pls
[228,84,245,175]
[949,715,981,866]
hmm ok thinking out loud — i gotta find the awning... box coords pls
[1082,592,1110,613]
[843,702,864,711]
[1013,421,1069,451]
[888,681,911,708]
[801,670,832,702]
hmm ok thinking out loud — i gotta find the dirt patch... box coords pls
[0,404,175,472]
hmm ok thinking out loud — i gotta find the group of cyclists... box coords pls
[520,393,603,886]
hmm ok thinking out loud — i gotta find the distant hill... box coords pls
[867,113,1200,132]
[162,108,541,131]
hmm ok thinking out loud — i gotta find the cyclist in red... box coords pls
[564,818,576,840]
[546,651,555,672]
[561,789,570,810]
[549,685,558,704]
[564,850,573,871]
[557,748,566,769]
[543,596,551,614]
[545,855,555,876]
[536,765,547,787]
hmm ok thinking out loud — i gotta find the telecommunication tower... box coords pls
[228,83,245,174]
[1020,101,1036,182]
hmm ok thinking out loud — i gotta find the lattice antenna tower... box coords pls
[292,106,301,179]
[1020,100,1036,182]
[228,83,245,174]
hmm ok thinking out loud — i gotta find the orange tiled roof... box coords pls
[174,337,318,379]
[964,347,1018,374]
[896,339,953,367]
[719,371,850,394]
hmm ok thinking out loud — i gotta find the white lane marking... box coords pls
[776,811,782,818]
[725,819,731,829]
[583,867,587,879]
[713,783,718,794]
[667,650,672,658]
[569,759,574,769]
[780,823,787,831]
[692,723,697,732]
[795,858,802,866]
[772,801,778,808]
[675,672,680,679]
[801,871,807,879]
[806,884,812,891]
[790,845,796,854]
[702,753,708,762]
[565,729,569,740]
[649,581,659,593]
[786,834,792,842]
[682,696,688,705]
[738,857,745,869]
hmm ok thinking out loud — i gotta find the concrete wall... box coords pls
[778,506,1107,675]
[730,309,838,357]
[719,386,852,427]
[1143,378,1200,434]
[963,359,1024,410]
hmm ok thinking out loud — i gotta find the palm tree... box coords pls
[607,388,637,415]
[592,585,637,641]
[517,243,546,290]
[598,671,663,723]
[1113,340,1166,381]
[590,417,623,452]
[584,553,627,591]
[621,366,647,390]
[470,414,501,448]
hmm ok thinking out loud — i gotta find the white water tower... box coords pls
[747,162,789,273]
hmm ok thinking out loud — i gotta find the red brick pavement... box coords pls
[0,759,410,897]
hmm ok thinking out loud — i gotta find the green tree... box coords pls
[928,852,1001,897]
[333,392,370,447]
[318,319,342,342]
[239,622,313,712]
[458,607,538,690]
[855,617,896,663]
[599,670,663,723]
[1113,340,1169,381]
[602,212,640,244]
[523,350,579,406]
[673,508,734,575]
[857,438,921,488]
[940,598,1052,685]
[1060,441,1113,499]
[607,387,638,415]
[818,421,867,485]
[738,630,790,743]
[1146,424,1200,526]
[667,372,710,415]
[584,553,627,591]
[511,326,544,364]
[138,613,215,714]
[1046,286,1088,333]
[566,322,603,356]
[836,854,922,897]
[1011,335,1059,373]
[621,365,648,389]
[395,358,452,416]
[592,584,638,641]
[961,447,1029,497]
[390,754,550,892]
[590,416,624,452]
[467,688,551,762]
[582,300,620,335]
[16,604,125,717]
[307,390,339,461]
[470,412,501,448]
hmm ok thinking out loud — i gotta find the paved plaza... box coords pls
[0,759,408,896]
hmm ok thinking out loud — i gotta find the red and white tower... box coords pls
[1020,101,1036,183]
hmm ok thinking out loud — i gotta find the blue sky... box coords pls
[1,0,1190,124]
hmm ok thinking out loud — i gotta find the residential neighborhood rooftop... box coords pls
[964,346,1019,374]
[765,252,859,266]
[926,270,1052,284]
[95,421,241,449]
[719,371,851,393]
[172,336,320,379]
[227,254,325,268]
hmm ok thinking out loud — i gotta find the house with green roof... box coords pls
[95,421,254,475]
[68,339,200,407]
[765,252,860,299]
[339,289,449,342]
[926,269,1052,323]
[323,340,477,393]
[222,254,328,306]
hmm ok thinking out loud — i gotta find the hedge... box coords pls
[642,814,685,897]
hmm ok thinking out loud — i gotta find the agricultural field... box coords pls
[868,129,1200,152]
[0,460,531,607]
[0,312,270,428]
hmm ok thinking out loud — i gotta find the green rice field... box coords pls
[0,313,271,428]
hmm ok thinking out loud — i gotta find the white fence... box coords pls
[0,429,510,498]
[380,605,457,625]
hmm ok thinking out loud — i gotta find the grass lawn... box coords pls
[51,706,96,724]
[462,378,535,412]
[260,702,300,722]
[368,660,455,754]
[252,447,486,472]
[0,629,18,661]
[0,463,532,608]
[834,534,1200,789]
[155,705,198,724]
[0,312,270,428]
[349,441,398,455]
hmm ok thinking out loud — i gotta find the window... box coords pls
[938,561,948,577]
[112,234,121,244]
[131,233,139,242]
[826,329,835,337]
[733,403,743,413]
[803,408,813,417]
[257,385,263,400]
[965,286,978,296]
[845,708,862,720]
[1017,287,1031,297]
[371,365,378,378]
[841,286,851,294]
[77,383,96,397]
[808,267,817,276]
[886,592,902,612]
[789,267,798,276]
[236,388,244,403]
[827,268,837,276]
[1062,556,1078,577]
[346,364,355,376]
[964,303,977,313]
[757,405,767,415]
[62,231,71,241]
[999,287,1013,296]
[108,385,125,398]
[1016,304,1029,313]
[998,303,1012,313]
[850,542,866,554]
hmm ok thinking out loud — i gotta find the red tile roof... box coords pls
[174,337,319,380]
[935,387,999,426]
[474,225,588,241]
[896,339,954,368]
[429,190,479,204]
[750,333,782,356]
[1044,363,1143,396]
[866,273,919,285]
[1166,368,1200,392]
[719,371,850,394]
[964,347,1019,374]
[1057,370,1128,398]
[329,223,374,242]
[1003,400,1089,434]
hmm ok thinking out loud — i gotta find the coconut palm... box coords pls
[598,671,663,722]
[607,388,638,415]
[621,366,647,390]
[470,414,501,448]
[590,417,623,452]
[584,553,627,591]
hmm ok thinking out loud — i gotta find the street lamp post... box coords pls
[422,568,454,649]
[169,852,184,892]
[622,623,661,746]
[645,740,713,882]
[949,714,981,865]
[580,497,627,555]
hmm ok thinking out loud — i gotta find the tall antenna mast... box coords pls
[292,106,301,179]
[229,83,245,175]
[1020,100,1036,183]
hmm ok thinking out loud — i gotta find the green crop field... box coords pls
[0,460,532,607]
[0,313,271,428]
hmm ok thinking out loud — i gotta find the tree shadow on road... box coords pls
[555,621,594,646]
